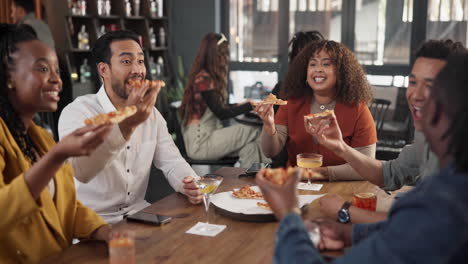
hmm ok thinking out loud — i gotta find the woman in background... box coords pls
[0,24,111,262]
[257,40,376,181]
[180,33,269,168]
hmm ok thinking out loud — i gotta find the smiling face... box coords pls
[100,39,146,101]
[407,57,446,131]
[7,40,62,117]
[306,49,337,97]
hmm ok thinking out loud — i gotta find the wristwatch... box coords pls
[337,201,352,223]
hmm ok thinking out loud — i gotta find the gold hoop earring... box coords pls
[7,83,13,90]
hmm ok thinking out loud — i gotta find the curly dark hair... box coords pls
[280,40,372,105]
[431,52,468,172]
[0,23,39,164]
[415,39,465,60]
[180,33,229,125]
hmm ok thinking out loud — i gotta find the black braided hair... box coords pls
[0,23,39,163]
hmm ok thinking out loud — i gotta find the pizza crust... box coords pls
[263,167,300,185]
[256,93,287,106]
[84,105,137,126]
[128,79,166,88]
[304,109,335,120]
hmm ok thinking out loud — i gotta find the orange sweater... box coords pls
[275,96,377,167]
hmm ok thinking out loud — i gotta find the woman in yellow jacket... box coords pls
[0,24,113,263]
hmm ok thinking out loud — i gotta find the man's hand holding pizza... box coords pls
[119,80,163,140]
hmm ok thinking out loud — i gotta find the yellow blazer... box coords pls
[0,118,106,263]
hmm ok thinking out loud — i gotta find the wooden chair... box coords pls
[369,98,391,138]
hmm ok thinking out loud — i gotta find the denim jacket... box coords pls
[275,164,468,264]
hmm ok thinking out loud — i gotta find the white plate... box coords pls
[211,186,324,215]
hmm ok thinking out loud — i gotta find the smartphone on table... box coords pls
[126,211,172,226]
[245,162,270,177]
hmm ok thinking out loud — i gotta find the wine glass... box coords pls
[296,153,323,185]
[195,174,223,224]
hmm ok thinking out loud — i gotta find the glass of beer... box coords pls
[352,186,377,211]
[109,229,136,264]
[296,153,323,185]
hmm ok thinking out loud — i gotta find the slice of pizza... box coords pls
[304,109,335,120]
[263,167,300,185]
[232,185,264,199]
[256,93,287,106]
[128,79,166,88]
[84,105,137,126]
[257,202,272,211]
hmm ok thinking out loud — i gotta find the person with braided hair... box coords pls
[0,24,112,263]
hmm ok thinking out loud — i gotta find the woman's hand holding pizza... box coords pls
[53,124,113,161]
[305,113,346,155]
[255,103,275,135]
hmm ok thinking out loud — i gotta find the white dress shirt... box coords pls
[58,86,198,223]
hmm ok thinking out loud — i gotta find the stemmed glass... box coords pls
[196,174,223,224]
[296,153,323,185]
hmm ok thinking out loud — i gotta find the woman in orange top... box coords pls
[256,40,376,181]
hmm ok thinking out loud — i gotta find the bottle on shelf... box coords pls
[104,0,111,15]
[133,0,141,16]
[158,27,165,47]
[149,56,158,80]
[149,0,157,17]
[70,0,78,15]
[80,59,91,83]
[149,27,156,49]
[80,0,87,15]
[98,25,106,38]
[77,25,90,50]
[156,56,165,77]
[97,0,104,15]
[125,0,132,17]
[157,0,163,17]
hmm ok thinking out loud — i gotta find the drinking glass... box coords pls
[296,153,323,184]
[108,229,135,264]
[352,185,378,211]
[195,174,223,223]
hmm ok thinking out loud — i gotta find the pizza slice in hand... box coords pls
[304,109,335,121]
[128,79,166,88]
[255,93,287,106]
[84,105,137,126]
[263,167,301,185]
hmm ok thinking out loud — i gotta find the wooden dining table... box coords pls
[42,167,392,264]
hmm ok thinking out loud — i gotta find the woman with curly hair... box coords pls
[180,33,269,168]
[0,24,112,262]
[256,40,376,181]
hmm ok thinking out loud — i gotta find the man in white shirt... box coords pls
[58,30,202,224]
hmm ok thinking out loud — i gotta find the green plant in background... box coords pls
[166,56,186,103]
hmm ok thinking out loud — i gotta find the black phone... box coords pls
[245,162,270,176]
[126,212,172,226]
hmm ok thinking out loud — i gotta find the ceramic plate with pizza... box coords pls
[211,185,323,222]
